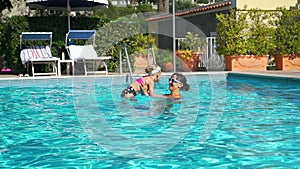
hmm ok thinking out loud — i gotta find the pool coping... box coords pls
[0,70,299,80]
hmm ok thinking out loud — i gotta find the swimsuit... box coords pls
[120,78,146,97]
[137,78,150,96]
[136,78,143,85]
[121,86,137,97]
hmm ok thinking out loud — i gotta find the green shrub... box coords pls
[216,9,248,56]
[0,16,29,72]
[95,17,155,72]
[0,5,157,73]
[216,8,277,56]
[274,8,300,54]
[0,16,104,73]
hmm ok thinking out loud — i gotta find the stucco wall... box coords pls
[234,0,298,10]
[153,10,229,49]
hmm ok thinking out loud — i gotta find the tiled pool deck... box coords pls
[0,70,299,80]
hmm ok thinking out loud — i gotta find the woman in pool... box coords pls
[121,64,166,98]
[165,73,190,99]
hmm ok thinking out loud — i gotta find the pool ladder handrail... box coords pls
[119,44,156,84]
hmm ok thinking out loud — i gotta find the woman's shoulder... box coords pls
[165,94,182,99]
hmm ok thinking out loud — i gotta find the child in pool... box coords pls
[121,64,166,98]
[164,73,190,99]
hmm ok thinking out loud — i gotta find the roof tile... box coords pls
[146,1,231,21]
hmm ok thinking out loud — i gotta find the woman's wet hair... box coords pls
[173,73,190,91]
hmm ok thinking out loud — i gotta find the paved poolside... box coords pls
[230,70,300,79]
[0,70,300,80]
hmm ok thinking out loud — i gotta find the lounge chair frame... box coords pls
[20,32,59,77]
[65,30,111,75]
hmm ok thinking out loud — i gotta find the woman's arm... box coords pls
[148,79,167,98]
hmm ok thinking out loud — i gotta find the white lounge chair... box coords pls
[20,32,59,77]
[65,30,111,75]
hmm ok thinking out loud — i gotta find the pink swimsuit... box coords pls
[136,77,149,95]
[136,78,143,85]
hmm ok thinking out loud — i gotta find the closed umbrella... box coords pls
[26,0,109,30]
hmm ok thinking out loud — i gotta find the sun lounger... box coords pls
[20,32,59,77]
[65,30,111,75]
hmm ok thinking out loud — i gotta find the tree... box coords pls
[170,0,198,12]
[0,0,12,13]
[1,0,27,21]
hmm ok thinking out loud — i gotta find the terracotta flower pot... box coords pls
[180,56,199,71]
[162,62,174,72]
[274,54,300,70]
[224,55,268,71]
[176,50,200,72]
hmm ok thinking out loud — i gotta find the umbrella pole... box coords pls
[67,0,71,31]
[172,0,176,72]
[68,12,70,31]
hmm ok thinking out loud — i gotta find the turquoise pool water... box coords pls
[0,73,299,168]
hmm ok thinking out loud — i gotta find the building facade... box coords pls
[146,0,298,49]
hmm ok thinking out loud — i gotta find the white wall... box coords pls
[232,0,298,10]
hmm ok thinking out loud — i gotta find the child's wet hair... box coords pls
[173,73,190,91]
[145,64,160,75]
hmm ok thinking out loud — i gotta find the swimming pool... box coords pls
[0,73,299,168]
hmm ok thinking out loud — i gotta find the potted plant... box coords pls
[273,8,300,70]
[156,49,175,72]
[177,32,206,71]
[216,8,276,71]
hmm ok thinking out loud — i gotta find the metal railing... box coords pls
[119,44,157,83]
[176,36,224,71]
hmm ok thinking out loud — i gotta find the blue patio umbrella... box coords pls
[26,0,109,30]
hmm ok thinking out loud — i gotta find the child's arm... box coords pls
[148,80,167,98]
[141,85,149,96]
